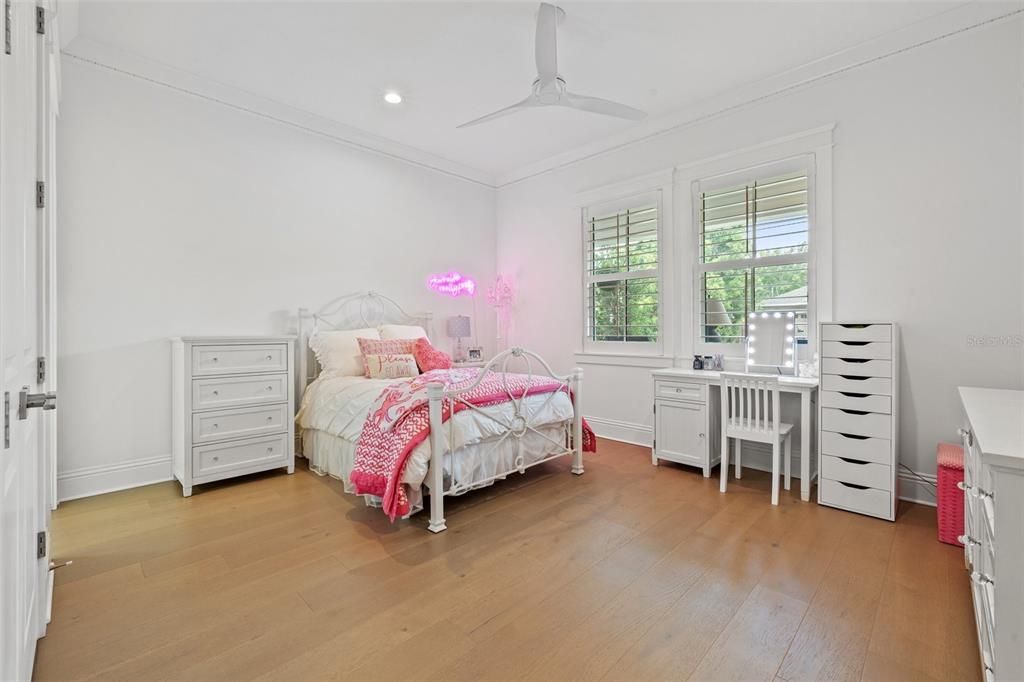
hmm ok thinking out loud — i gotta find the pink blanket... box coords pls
[350,368,596,520]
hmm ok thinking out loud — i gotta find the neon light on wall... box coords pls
[428,271,477,297]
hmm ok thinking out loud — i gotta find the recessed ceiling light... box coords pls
[384,91,403,105]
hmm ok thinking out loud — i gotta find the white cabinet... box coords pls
[817,322,899,521]
[651,373,717,477]
[959,386,1024,682]
[172,336,295,496]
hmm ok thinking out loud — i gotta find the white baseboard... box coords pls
[897,469,938,507]
[57,455,173,502]
[585,416,652,448]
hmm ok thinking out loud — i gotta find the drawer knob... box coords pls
[267,416,273,421]
[675,388,682,393]
[265,355,273,360]
[212,456,219,462]
[957,481,971,492]
[213,423,219,429]
[976,487,994,500]
[970,571,994,586]
[267,447,274,453]
[212,390,219,396]
[266,386,273,391]
[212,357,218,362]
[958,535,981,547]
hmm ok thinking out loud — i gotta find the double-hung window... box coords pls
[696,166,812,349]
[584,195,661,351]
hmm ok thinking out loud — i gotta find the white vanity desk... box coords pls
[651,368,818,501]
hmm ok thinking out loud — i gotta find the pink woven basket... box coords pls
[937,442,964,547]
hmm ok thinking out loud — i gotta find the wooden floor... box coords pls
[35,439,979,682]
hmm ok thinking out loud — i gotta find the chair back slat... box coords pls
[720,372,782,438]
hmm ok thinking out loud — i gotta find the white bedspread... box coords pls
[296,370,574,488]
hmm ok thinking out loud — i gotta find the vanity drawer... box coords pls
[820,478,892,518]
[820,323,891,343]
[821,341,892,360]
[192,374,289,410]
[822,407,892,439]
[821,455,891,491]
[655,380,705,403]
[192,434,288,478]
[821,358,892,378]
[192,403,289,444]
[820,390,891,414]
[821,374,892,395]
[192,344,288,376]
[821,431,892,465]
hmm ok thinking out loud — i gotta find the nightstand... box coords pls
[171,335,296,497]
[452,360,486,368]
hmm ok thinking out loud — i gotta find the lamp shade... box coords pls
[704,299,731,326]
[447,315,471,339]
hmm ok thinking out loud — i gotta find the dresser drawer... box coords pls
[821,455,891,491]
[192,344,288,376]
[820,478,892,518]
[192,403,289,444]
[654,380,705,403]
[820,431,892,465]
[820,390,891,414]
[192,374,289,410]
[821,374,892,395]
[193,434,288,478]
[822,407,892,439]
[821,341,892,360]
[821,323,891,343]
[821,358,892,378]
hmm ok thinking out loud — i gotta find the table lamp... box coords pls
[447,315,471,362]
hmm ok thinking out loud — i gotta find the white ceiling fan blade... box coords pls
[456,96,537,129]
[535,3,560,80]
[563,92,647,121]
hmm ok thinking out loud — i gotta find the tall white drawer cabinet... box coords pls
[817,322,899,521]
[171,336,296,496]
[959,386,1024,682]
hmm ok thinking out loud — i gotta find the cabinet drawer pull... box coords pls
[212,390,219,396]
[839,409,869,416]
[958,535,981,547]
[212,357,219,362]
[266,354,273,360]
[838,341,869,347]
[970,571,994,586]
[838,481,869,490]
[838,457,869,465]
[839,324,871,329]
[837,432,869,440]
[266,385,274,391]
[957,481,971,492]
[838,375,868,381]
[838,392,869,398]
[836,358,869,364]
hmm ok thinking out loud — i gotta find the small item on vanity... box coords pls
[714,354,724,370]
[692,354,704,370]
[703,356,713,371]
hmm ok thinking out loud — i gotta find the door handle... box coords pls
[18,388,56,420]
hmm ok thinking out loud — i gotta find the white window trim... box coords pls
[578,169,675,357]
[674,125,834,362]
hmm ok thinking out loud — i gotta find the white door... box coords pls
[654,399,707,467]
[1,2,53,680]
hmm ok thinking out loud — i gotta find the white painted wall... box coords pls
[496,19,1024,498]
[57,57,497,500]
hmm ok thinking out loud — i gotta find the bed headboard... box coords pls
[297,291,432,395]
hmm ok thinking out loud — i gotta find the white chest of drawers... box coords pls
[817,322,899,521]
[959,386,1024,682]
[171,336,296,496]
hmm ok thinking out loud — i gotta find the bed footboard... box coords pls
[425,347,584,534]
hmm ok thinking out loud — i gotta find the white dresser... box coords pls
[959,386,1024,682]
[171,336,296,496]
[817,322,899,521]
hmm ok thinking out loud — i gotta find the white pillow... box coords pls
[309,327,380,376]
[379,324,428,341]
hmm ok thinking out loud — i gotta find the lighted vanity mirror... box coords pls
[746,311,797,374]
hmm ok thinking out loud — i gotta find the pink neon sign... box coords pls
[427,271,477,297]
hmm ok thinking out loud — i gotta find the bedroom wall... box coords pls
[495,18,1024,502]
[57,57,497,500]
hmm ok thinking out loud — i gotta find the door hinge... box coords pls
[36,181,45,209]
[36,531,47,559]
[3,392,9,449]
[35,5,44,35]
[37,356,46,384]
[4,0,11,55]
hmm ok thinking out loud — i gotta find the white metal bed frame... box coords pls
[297,292,584,533]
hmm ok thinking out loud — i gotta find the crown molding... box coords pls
[495,1,1024,188]
[62,37,499,189]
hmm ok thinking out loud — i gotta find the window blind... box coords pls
[585,204,659,343]
[698,172,809,344]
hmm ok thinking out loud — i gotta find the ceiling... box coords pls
[70,1,968,180]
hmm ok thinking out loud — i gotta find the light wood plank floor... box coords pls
[35,439,979,681]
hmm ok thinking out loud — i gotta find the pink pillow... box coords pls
[413,337,452,372]
[357,337,419,377]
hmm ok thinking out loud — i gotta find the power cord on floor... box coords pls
[899,463,937,498]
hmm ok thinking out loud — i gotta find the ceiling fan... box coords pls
[457,3,647,128]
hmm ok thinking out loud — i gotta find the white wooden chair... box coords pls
[719,372,793,505]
